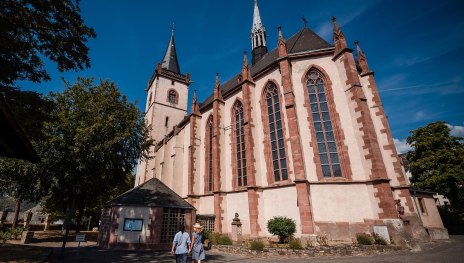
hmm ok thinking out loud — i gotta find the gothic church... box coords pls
[130,0,435,243]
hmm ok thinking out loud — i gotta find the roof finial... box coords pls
[302,15,308,28]
[193,89,197,103]
[171,22,175,36]
[277,24,282,37]
[243,51,249,67]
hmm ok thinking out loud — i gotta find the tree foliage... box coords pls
[0,0,96,87]
[267,216,296,243]
[0,87,55,202]
[406,121,464,209]
[39,77,152,218]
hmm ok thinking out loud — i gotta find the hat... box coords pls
[193,223,203,229]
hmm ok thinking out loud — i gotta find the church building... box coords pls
[132,0,446,244]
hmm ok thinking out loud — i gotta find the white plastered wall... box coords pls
[261,187,301,236]
[115,206,151,244]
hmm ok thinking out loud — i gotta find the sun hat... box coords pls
[193,222,203,229]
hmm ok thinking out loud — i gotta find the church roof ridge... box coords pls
[198,27,333,110]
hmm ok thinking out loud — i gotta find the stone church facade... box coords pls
[134,1,438,242]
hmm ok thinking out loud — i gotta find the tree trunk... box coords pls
[76,208,82,233]
[12,198,21,228]
[60,195,76,258]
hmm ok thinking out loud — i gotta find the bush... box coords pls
[288,238,303,250]
[0,231,12,244]
[356,233,374,245]
[208,232,232,245]
[267,216,296,243]
[249,240,265,251]
[373,233,388,245]
[218,235,232,245]
[9,227,27,240]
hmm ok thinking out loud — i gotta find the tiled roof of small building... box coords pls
[199,27,332,109]
[106,178,195,209]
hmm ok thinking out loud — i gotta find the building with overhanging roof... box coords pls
[133,0,447,245]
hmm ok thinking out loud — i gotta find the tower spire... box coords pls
[161,24,181,74]
[251,0,268,65]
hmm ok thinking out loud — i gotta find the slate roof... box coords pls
[199,27,333,109]
[161,33,181,74]
[106,178,195,209]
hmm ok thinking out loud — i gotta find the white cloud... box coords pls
[394,138,413,154]
[446,124,464,137]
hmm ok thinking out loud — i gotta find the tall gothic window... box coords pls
[206,116,214,192]
[265,83,288,181]
[168,90,178,104]
[233,101,247,187]
[307,70,341,177]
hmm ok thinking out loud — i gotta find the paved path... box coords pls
[1,235,463,262]
[47,235,464,263]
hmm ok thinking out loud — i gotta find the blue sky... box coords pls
[19,0,464,153]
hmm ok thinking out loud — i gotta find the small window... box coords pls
[123,219,143,231]
[171,80,175,85]
[165,117,169,127]
[168,90,178,104]
[418,197,427,214]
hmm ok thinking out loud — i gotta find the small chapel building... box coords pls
[131,0,447,245]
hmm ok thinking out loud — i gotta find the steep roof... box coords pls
[161,32,181,74]
[199,27,332,109]
[107,178,195,209]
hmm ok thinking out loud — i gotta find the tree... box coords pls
[0,0,96,87]
[267,216,296,243]
[0,87,55,227]
[406,121,464,210]
[38,77,152,252]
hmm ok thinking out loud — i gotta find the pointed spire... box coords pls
[277,25,288,57]
[214,73,222,100]
[332,16,347,53]
[191,89,199,113]
[355,41,370,74]
[161,24,181,74]
[251,0,268,65]
[241,51,251,81]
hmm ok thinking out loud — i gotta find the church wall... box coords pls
[149,76,188,143]
[198,108,213,194]
[224,191,250,235]
[261,186,301,237]
[334,57,372,181]
[310,184,376,222]
[198,195,215,215]
[360,76,400,186]
[161,136,174,187]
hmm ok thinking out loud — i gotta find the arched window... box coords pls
[306,70,341,177]
[205,116,214,192]
[233,101,247,187]
[168,89,178,104]
[265,83,288,182]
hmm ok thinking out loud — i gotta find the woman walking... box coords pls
[171,224,191,263]
[189,223,205,263]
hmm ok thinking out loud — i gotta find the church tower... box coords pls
[135,28,191,186]
[251,0,267,65]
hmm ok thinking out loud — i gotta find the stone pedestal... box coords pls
[231,213,242,242]
[21,231,34,244]
[23,211,33,228]
[0,209,8,228]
